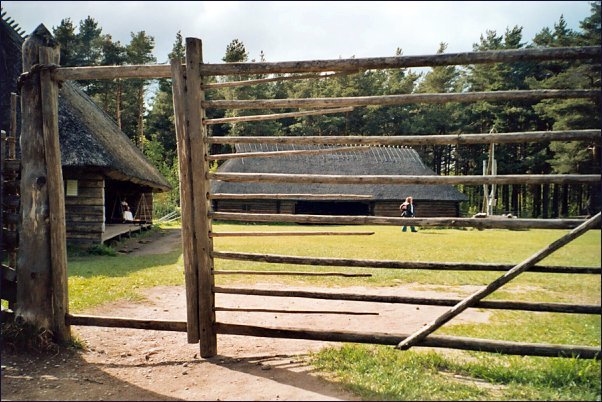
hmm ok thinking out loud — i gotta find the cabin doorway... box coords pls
[294,201,370,215]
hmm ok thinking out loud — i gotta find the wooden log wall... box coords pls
[374,201,459,218]
[63,172,104,247]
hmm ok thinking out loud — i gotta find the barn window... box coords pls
[65,179,78,196]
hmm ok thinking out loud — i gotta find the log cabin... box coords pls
[1,16,171,247]
[211,143,468,217]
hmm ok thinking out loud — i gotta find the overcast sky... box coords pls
[2,1,594,64]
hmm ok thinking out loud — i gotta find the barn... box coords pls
[211,144,468,217]
[1,17,171,247]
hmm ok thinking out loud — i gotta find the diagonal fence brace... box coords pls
[396,212,601,351]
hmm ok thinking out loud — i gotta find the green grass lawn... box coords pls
[66,222,601,400]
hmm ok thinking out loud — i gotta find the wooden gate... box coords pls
[5,30,601,360]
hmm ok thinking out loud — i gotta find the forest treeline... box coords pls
[51,2,600,218]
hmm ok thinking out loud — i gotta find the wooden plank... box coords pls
[66,314,187,332]
[208,129,600,146]
[396,212,602,351]
[64,222,104,233]
[207,145,370,161]
[64,197,104,206]
[186,38,217,356]
[204,106,354,125]
[53,46,600,80]
[215,323,601,359]
[204,90,599,110]
[202,71,348,89]
[210,231,375,237]
[171,58,199,343]
[213,270,371,277]
[210,172,600,185]
[213,287,601,315]
[215,307,378,315]
[212,251,600,274]
[210,212,587,230]
[210,193,373,200]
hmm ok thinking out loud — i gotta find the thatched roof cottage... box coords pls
[211,144,468,217]
[1,16,171,246]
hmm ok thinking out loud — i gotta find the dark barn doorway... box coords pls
[294,201,370,215]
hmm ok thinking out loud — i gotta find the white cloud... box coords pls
[2,0,593,64]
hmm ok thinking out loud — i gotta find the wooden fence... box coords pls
[8,29,601,360]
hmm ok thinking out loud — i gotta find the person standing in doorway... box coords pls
[400,196,418,232]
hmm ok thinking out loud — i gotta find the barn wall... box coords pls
[374,200,460,217]
[214,199,280,214]
[214,199,461,217]
[63,172,104,247]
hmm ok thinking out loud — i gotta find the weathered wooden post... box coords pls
[184,37,217,357]
[17,24,70,342]
[171,58,200,344]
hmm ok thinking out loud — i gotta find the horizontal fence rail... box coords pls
[209,213,588,229]
[202,72,348,89]
[52,46,601,81]
[210,231,375,237]
[208,129,601,146]
[66,314,187,332]
[209,173,601,185]
[210,193,373,200]
[207,145,370,161]
[214,307,378,315]
[212,251,601,274]
[203,90,599,110]
[214,287,601,315]
[216,323,601,359]
[213,270,372,277]
[204,106,354,125]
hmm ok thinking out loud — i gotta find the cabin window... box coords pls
[65,179,78,196]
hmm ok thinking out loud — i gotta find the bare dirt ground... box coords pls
[1,228,490,401]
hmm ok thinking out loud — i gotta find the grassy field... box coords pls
[65,222,601,400]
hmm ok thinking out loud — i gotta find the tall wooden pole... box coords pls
[17,24,70,342]
[171,58,200,343]
[185,37,217,357]
[39,45,70,342]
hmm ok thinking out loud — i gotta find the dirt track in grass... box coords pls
[1,228,491,401]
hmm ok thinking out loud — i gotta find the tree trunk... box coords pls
[511,184,520,216]
[532,184,541,218]
[137,85,145,150]
[542,184,549,219]
[552,184,559,218]
[116,79,122,129]
[561,184,569,217]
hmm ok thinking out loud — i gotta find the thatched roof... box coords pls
[212,144,468,202]
[0,16,170,192]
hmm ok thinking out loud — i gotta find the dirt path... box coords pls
[1,228,490,401]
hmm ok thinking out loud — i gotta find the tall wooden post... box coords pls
[171,58,200,343]
[185,37,217,357]
[17,24,70,342]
